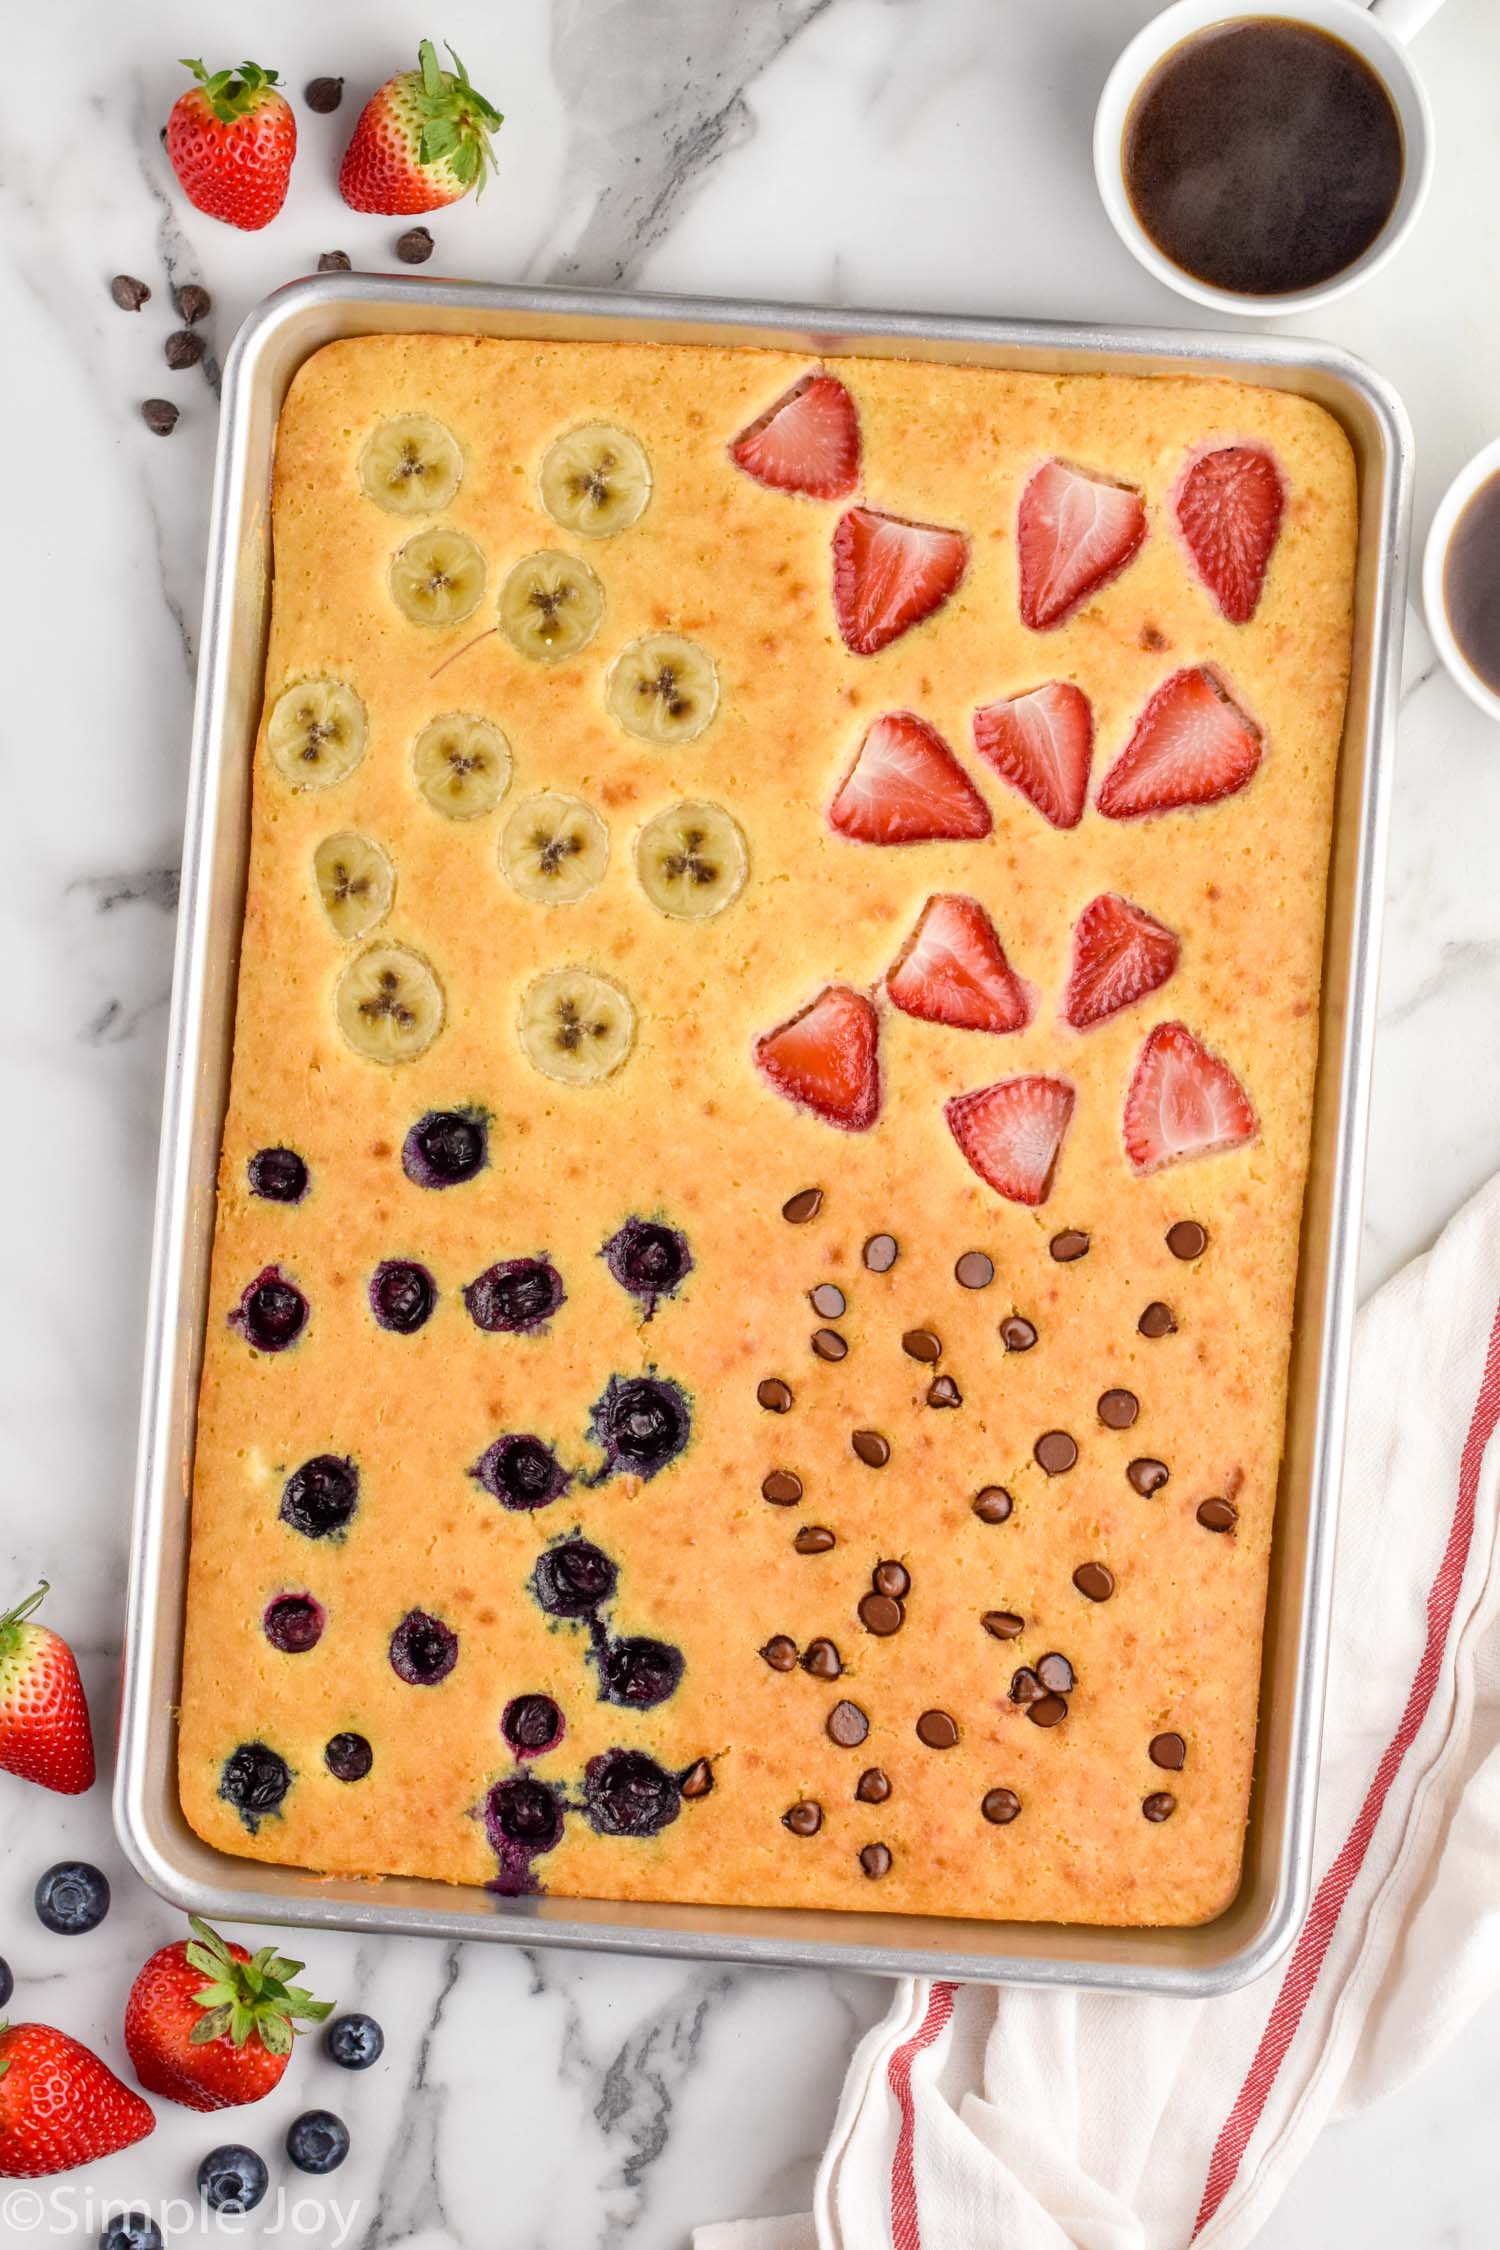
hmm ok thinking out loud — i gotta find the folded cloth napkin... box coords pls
[699,1172,1500,2250]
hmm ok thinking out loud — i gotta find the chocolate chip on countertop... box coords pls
[1127,1457,1170,1496]
[1143,1791,1177,1821]
[757,1377,793,1413]
[926,1375,963,1409]
[916,1709,959,1749]
[856,1766,891,1803]
[109,273,150,311]
[1072,1562,1115,1603]
[826,1699,869,1747]
[680,1758,715,1799]
[761,1469,803,1506]
[955,1250,994,1290]
[981,1786,1021,1825]
[801,1638,843,1681]
[902,1327,942,1362]
[173,282,211,324]
[851,1429,890,1467]
[1049,1229,1090,1263]
[873,1561,910,1600]
[858,1591,904,1637]
[783,1186,823,1224]
[1000,1315,1037,1352]
[1139,1301,1178,1338]
[783,1799,823,1836]
[862,1232,898,1271]
[760,1635,799,1672]
[794,1525,836,1554]
[810,1283,846,1319]
[1027,1692,1069,1728]
[140,398,179,436]
[164,328,205,370]
[982,1609,1025,1640]
[859,1841,893,1879]
[1036,1652,1075,1694]
[396,225,435,264]
[1197,1496,1238,1533]
[1034,1429,1078,1476]
[1149,1732,1187,1771]
[1098,1387,1140,1429]
[305,75,345,112]
[318,250,354,272]
[1009,1666,1043,1705]
[1167,1220,1208,1260]
[811,1327,848,1362]
[972,1486,1013,1525]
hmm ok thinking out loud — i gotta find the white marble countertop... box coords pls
[3,0,1500,2242]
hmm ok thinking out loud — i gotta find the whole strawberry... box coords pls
[167,59,296,231]
[339,38,501,215]
[125,1918,331,2112]
[0,1584,95,1796]
[0,2022,154,2177]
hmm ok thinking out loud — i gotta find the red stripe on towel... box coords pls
[889,1981,957,2249]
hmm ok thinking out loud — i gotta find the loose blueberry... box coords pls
[263,1592,325,1653]
[324,1732,374,1782]
[326,2011,384,2069]
[388,1609,458,1685]
[248,1145,309,1203]
[198,2145,270,2213]
[597,1635,684,1709]
[99,2215,164,2250]
[471,1433,571,1511]
[0,1956,11,2008]
[583,1748,682,1839]
[34,1860,110,1935]
[218,1742,292,1828]
[402,1108,488,1188]
[464,1257,565,1334]
[484,1774,564,1855]
[602,1217,693,1316]
[280,1454,359,1539]
[589,1373,691,1479]
[501,1692,565,1755]
[532,1538,618,1619]
[369,1258,438,1333]
[231,1264,308,1352]
[286,2108,350,2175]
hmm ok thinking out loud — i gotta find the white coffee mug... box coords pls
[1094,0,1444,317]
[1423,439,1500,724]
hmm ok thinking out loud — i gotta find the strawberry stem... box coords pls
[0,1583,49,1648]
[182,1916,333,2052]
[179,58,282,125]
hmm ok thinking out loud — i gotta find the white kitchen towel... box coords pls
[698,1169,1500,2250]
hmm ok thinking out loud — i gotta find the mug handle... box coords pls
[1367,0,1447,39]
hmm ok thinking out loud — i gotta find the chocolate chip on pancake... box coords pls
[1036,1652,1075,1694]
[859,1842,893,1878]
[916,1709,959,1749]
[1072,1562,1115,1602]
[680,1759,715,1798]
[858,1592,904,1636]
[810,1282,846,1318]
[863,1233,898,1271]
[782,1799,823,1836]
[1009,1666,1043,1704]
[1098,1388,1140,1429]
[972,1486,1014,1524]
[873,1560,910,1599]
[955,1251,994,1290]
[982,1609,1025,1640]
[794,1525,836,1553]
[1034,1429,1078,1475]
[757,1377,793,1412]
[761,1469,803,1505]
[981,1786,1021,1825]
[926,1375,963,1408]
[760,1635,798,1671]
[1000,1315,1037,1352]
[1143,1791,1177,1821]
[1128,1457,1170,1495]
[1197,1496,1238,1532]
[783,1187,823,1224]
[1139,1301,1177,1338]
[827,1699,869,1747]
[1149,1732,1187,1770]
[1166,1220,1208,1260]
[1049,1230,1090,1263]
[1027,1692,1069,1728]
[902,1327,942,1362]
[801,1638,842,1680]
[811,1327,848,1361]
[852,1429,890,1466]
[856,1766,892,1803]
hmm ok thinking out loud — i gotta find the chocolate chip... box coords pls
[926,1375,963,1408]
[981,1786,1021,1825]
[811,1327,848,1362]
[859,1842,892,1879]
[801,1638,843,1680]
[1034,1430,1078,1475]
[901,1328,941,1362]
[858,1592,904,1637]
[783,1799,823,1836]
[396,225,435,264]
[1149,1732,1187,1770]
[1037,1652,1075,1694]
[916,1709,959,1749]
[1027,1693,1069,1728]
[852,1429,890,1467]
[1127,1457,1170,1495]
[856,1766,891,1803]
[873,1561,910,1600]
[680,1758,715,1799]
[1197,1496,1238,1533]
[1098,1388,1140,1429]
[982,1609,1025,1640]
[1139,1301,1177,1338]
[762,1469,803,1506]
[1072,1562,1115,1603]
[1049,1230,1090,1263]
[757,1378,793,1413]
[1143,1791,1177,1821]
[972,1486,1013,1524]
[164,328,205,370]
[110,273,150,311]
[760,1635,799,1672]
[318,250,353,272]
[784,1187,823,1223]
[305,75,345,111]
[1001,1315,1037,1352]
[1167,1220,1208,1260]
[955,1251,994,1289]
[141,398,179,435]
[173,282,211,324]
[1009,1666,1043,1704]
[794,1524,836,1554]
[810,1283,846,1318]
[827,1699,869,1747]
[863,1232,898,1271]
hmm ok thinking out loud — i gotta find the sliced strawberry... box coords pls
[945,1076,1075,1206]
[971,681,1093,830]
[729,372,860,499]
[755,986,880,1131]
[1016,459,1147,630]
[1123,1022,1256,1175]
[1175,445,1285,624]
[832,507,969,655]
[887,895,1030,1035]
[1062,893,1180,1031]
[829,711,992,845]
[1096,667,1262,820]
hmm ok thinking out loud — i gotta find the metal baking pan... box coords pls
[115,275,1410,1994]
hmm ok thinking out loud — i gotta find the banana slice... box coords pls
[635,801,748,920]
[266,679,367,790]
[605,634,719,745]
[389,527,486,628]
[498,551,604,664]
[500,792,610,905]
[359,415,464,515]
[412,713,512,820]
[313,831,395,941]
[518,968,635,1085]
[538,423,652,538]
[335,942,445,1065]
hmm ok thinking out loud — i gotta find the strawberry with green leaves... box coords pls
[339,39,502,215]
[124,1918,332,2112]
[0,2022,154,2177]
[167,59,297,231]
[0,1584,95,1796]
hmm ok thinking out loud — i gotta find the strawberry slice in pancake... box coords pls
[1175,444,1285,624]
[832,506,969,654]
[829,712,992,844]
[887,895,1030,1035]
[1016,459,1147,630]
[945,1076,1075,1206]
[1062,893,1180,1030]
[1096,667,1262,820]
[755,985,881,1131]
[1123,1022,1256,1175]
[971,681,1092,829]
[729,371,861,499]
